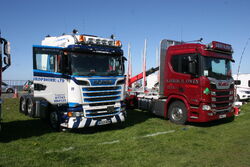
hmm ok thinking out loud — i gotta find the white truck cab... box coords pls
[20,31,126,130]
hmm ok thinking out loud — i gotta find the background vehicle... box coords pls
[127,39,235,124]
[23,80,33,92]
[233,74,250,101]
[19,30,126,131]
[1,82,14,93]
[0,34,11,131]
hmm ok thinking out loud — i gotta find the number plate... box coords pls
[219,114,226,119]
[97,119,111,126]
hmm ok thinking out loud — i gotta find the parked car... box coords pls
[1,82,14,93]
[23,80,33,92]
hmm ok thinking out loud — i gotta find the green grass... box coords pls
[1,98,250,167]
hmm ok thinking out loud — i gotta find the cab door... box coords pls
[166,53,201,106]
[33,46,68,105]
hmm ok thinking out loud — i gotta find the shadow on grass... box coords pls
[0,109,151,140]
[187,116,235,127]
[71,109,152,134]
[0,119,53,143]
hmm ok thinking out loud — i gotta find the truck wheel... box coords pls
[49,111,60,131]
[20,97,27,114]
[168,101,188,124]
[27,98,35,117]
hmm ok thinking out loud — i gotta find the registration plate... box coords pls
[97,119,111,126]
[219,114,226,119]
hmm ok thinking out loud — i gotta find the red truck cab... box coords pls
[161,40,234,123]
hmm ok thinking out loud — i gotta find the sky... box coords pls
[1,0,250,80]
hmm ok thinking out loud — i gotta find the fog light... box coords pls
[207,112,214,116]
[202,105,211,111]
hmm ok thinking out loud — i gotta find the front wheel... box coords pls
[168,101,188,125]
[49,111,61,131]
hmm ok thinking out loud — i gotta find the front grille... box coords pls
[84,96,120,102]
[89,102,115,106]
[83,86,121,92]
[82,84,123,118]
[210,84,216,89]
[85,107,119,117]
[215,97,229,102]
[84,91,120,97]
[216,91,230,96]
[213,103,229,108]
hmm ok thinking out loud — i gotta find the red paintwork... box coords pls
[127,41,234,123]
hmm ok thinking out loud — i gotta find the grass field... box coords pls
[0,98,250,167]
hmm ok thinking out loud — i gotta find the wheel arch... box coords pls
[165,95,190,119]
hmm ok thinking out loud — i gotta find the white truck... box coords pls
[20,31,126,130]
[233,74,250,101]
[0,34,11,131]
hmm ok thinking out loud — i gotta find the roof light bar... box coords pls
[77,35,121,47]
[207,41,233,52]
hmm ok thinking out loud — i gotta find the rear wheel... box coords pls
[27,98,35,117]
[168,101,188,125]
[20,97,27,114]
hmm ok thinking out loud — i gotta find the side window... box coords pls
[35,53,58,72]
[171,54,196,74]
[234,80,241,85]
[248,80,250,87]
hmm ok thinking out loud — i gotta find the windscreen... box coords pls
[203,56,232,79]
[70,53,124,76]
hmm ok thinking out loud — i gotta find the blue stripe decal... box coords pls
[72,117,81,128]
[72,75,125,78]
[115,115,121,122]
[68,103,80,107]
[84,118,92,127]
[33,45,63,49]
[33,70,70,79]
[67,106,83,112]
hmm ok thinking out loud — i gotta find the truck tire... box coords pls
[168,101,188,125]
[49,111,60,131]
[20,96,27,114]
[27,97,35,117]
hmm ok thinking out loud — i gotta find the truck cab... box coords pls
[133,39,235,124]
[20,32,126,130]
[161,40,234,123]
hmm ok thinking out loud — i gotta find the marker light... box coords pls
[68,112,73,117]
[79,35,85,42]
[115,40,122,47]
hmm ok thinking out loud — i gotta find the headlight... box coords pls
[202,105,211,111]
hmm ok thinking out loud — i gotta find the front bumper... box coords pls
[188,106,234,123]
[61,112,126,129]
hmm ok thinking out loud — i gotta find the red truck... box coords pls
[127,39,235,124]
[0,34,11,131]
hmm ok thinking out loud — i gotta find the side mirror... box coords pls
[4,41,10,55]
[188,56,197,76]
[4,56,10,65]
